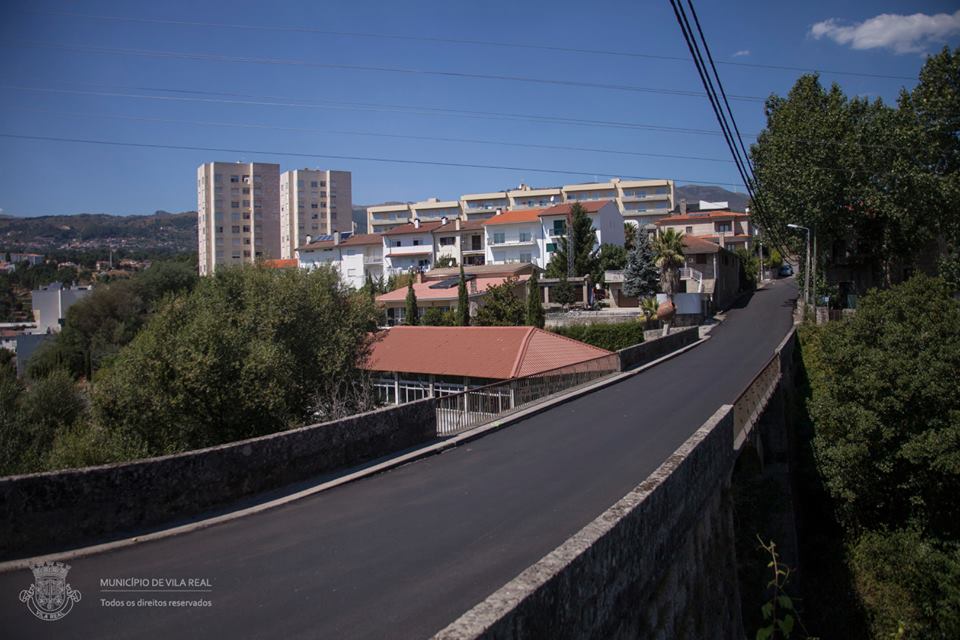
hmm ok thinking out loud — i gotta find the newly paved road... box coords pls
[0,280,797,640]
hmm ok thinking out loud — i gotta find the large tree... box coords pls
[652,229,685,297]
[91,265,381,454]
[475,278,525,326]
[546,203,599,279]
[623,232,659,299]
[751,48,960,287]
[457,264,470,326]
[404,278,419,326]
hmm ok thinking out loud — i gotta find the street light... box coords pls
[787,223,811,315]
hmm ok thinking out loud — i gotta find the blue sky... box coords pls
[0,0,957,216]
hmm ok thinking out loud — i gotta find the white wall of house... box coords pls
[485,224,541,266]
[383,230,435,275]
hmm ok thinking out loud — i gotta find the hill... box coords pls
[0,211,198,253]
[675,185,749,212]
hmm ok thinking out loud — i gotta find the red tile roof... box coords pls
[540,200,613,216]
[656,210,749,224]
[376,276,528,303]
[364,326,613,379]
[341,233,383,246]
[483,208,545,226]
[381,221,448,236]
[681,236,723,254]
[263,258,299,269]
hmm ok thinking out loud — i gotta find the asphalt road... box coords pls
[0,279,797,640]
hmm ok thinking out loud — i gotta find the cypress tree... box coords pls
[404,277,419,326]
[526,270,545,328]
[457,264,470,326]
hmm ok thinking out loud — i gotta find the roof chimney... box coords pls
[416,269,424,283]
[680,199,687,215]
[455,218,461,231]
[305,234,313,245]
[441,216,448,225]
[495,208,502,216]
[413,218,421,229]
[333,231,341,245]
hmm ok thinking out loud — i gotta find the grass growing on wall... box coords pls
[549,321,646,351]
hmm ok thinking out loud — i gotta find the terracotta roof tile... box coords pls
[375,276,528,303]
[483,208,545,226]
[340,233,383,246]
[363,326,612,379]
[381,221,448,236]
[263,258,299,269]
[656,210,749,224]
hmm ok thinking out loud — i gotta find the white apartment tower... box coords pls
[280,169,353,259]
[197,162,281,275]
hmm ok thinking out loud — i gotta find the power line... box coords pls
[30,9,917,81]
[0,83,735,137]
[7,107,736,164]
[7,40,767,102]
[0,132,749,188]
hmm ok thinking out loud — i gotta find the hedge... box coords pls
[549,321,645,351]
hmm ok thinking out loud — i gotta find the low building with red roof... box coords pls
[364,326,615,404]
[375,273,529,326]
[297,231,384,288]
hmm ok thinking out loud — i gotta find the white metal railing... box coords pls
[435,353,622,436]
[680,267,704,293]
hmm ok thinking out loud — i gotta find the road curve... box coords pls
[0,280,797,640]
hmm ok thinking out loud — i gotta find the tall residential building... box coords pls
[279,169,353,259]
[197,162,281,275]
[367,178,674,233]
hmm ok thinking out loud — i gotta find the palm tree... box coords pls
[652,229,685,296]
[640,296,659,323]
[652,229,685,336]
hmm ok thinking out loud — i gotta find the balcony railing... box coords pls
[435,353,621,436]
[363,256,383,264]
[487,238,536,247]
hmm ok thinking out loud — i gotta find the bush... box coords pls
[550,321,645,351]
[421,307,455,326]
[851,529,960,638]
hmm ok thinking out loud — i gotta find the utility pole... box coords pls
[757,235,763,283]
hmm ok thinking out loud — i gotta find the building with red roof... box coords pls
[655,209,754,251]
[375,273,530,326]
[297,231,383,288]
[365,326,615,404]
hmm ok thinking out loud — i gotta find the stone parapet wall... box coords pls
[0,399,437,560]
[618,326,700,370]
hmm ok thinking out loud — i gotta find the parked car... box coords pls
[778,264,794,277]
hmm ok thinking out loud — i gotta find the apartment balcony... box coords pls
[461,247,485,255]
[385,246,433,257]
[363,256,383,264]
[620,193,670,203]
[487,238,536,248]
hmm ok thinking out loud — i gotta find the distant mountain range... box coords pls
[675,185,749,212]
[0,186,747,253]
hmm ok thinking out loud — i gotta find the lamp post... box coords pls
[787,223,811,318]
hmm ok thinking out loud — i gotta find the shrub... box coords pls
[550,321,645,351]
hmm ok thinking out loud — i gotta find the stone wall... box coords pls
[435,406,743,640]
[618,326,700,370]
[0,399,437,560]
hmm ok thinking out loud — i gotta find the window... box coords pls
[716,222,731,233]
[216,226,224,233]
[519,253,532,263]
[311,203,318,209]
[546,243,557,252]
[413,239,420,246]
[297,181,304,188]
[242,200,250,207]
[552,220,566,235]
[242,188,250,194]
[519,230,531,242]
[310,181,318,188]
[231,201,240,208]
[231,187,240,195]
[394,241,401,247]
[242,225,250,233]
[230,175,240,183]
[439,236,455,246]
[471,236,482,251]
[492,232,505,244]
[686,226,693,234]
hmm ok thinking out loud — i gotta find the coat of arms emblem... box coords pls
[19,561,82,621]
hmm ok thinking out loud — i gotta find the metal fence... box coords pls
[732,352,782,448]
[435,353,622,436]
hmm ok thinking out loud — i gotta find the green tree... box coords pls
[421,307,455,326]
[806,275,960,538]
[551,275,577,308]
[404,277,419,326]
[91,265,380,455]
[457,264,470,326]
[526,270,545,328]
[623,232,659,299]
[475,277,525,326]
[652,229,685,296]
[623,222,638,252]
[594,243,627,284]
[545,203,599,279]
[435,256,457,268]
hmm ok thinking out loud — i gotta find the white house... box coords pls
[31,282,92,334]
[297,232,383,288]
[483,200,625,270]
[381,219,446,276]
